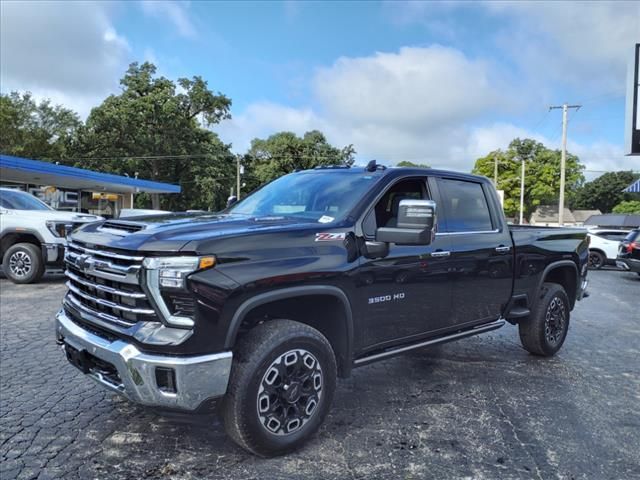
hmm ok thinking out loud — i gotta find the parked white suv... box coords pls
[587,228,630,269]
[0,188,102,284]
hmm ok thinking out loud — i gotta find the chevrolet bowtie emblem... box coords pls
[76,254,92,272]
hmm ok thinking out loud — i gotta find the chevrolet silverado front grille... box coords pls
[64,241,158,328]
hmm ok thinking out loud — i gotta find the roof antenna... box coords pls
[365,159,377,172]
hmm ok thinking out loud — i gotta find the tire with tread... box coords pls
[221,319,337,457]
[2,242,45,284]
[588,250,605,269]
[518,282,570,356]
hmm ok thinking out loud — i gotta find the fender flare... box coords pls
[0,228,46,257]
[224,285,354,375]
[536,260,579,306]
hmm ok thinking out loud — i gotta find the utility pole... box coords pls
[549,103,581,226]
[493,157,498,187]
[519,157,525,225]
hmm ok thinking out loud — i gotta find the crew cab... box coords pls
[55,164,589,456]
[0,188,101,283]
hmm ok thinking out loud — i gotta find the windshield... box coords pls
[229,171,380,222]
[0,189,53,211]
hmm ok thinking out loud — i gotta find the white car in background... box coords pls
[0,188,102,284]
[587,228,630,269]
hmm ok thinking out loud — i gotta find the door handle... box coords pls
[495,245,511,254]
[431,250,451,258]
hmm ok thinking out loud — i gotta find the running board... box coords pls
[354,319,506,366]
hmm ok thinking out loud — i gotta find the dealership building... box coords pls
[0,154,180,218]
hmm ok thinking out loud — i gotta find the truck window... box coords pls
[362,178,429,238]
[437,178,493,233]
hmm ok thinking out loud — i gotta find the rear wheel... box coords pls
[221,319,337,457]
[588,250,605,269]
[518,283,570,356]
[2,243,45,284]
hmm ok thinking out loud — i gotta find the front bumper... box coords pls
[55,309,232,411]
[616,258,640,273]
[42,243,65,265]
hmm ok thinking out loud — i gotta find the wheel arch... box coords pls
[538,261,579,310]
[1,230,44,258]
[225,286,354,378]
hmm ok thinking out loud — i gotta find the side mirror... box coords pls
[376,199,436,246]
[226,195,238,208]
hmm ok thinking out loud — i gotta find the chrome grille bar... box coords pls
[67,241,145,262]
[66,282,155,315]
[65,270,146,299]
[65,294,135,328]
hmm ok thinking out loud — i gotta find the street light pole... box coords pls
[236,155,241,200]
[494,156,498,187]
[519,157,525,225]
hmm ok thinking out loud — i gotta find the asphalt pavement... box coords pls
[1,269,639,480]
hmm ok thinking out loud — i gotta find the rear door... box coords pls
[434,177,513,326]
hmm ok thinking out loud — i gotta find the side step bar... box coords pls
[354,319,505,366]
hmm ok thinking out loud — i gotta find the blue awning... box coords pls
[0,154,180,194]
[624,178,640,193]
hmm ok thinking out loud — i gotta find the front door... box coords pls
[355,177,454,353]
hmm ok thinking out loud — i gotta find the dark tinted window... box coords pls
[437,179,493,232]
[363,178,429,238]
[598,231,628,241]
[624,230,640,242]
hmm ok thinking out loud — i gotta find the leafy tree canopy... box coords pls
[472,138,584,219]
[244,130,355,184]
[396,161,431,168]
[0,91,81,160]
[70,62,234,211]
[571,171,640,213]
[612,200,640,214]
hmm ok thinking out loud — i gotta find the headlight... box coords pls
[142,256,215,328]
[46,221,73,238]
[143,256,215,289]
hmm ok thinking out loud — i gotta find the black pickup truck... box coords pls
[55,163,589,456]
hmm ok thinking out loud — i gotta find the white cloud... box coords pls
[217,43,638,174]
[0,1,131,118]
[218,46,521,171]
[140,1,196,38]
[492,1,640,95]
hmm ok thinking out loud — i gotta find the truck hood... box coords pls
[7,210,102,222]
[71,212,330,252]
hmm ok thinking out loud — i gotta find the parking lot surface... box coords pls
[1,269,639,480]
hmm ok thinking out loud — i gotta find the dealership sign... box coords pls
[625,43,640,156]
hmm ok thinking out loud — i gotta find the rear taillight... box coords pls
[627,242,640,253]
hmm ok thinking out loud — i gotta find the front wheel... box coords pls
[221,319,337,457]
[2,243,45,284]
[518,283,570,356]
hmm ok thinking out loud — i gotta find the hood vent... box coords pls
[99,220,146,235]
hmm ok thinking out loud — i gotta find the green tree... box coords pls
[612,200,640,214]
[244,130,355,184]
[472,138,584,220]
[571,171,640,213]
[0,92,81,160]
[71,62,234,211]
[396,161,431,168]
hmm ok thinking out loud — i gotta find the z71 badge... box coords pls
[315,232,346,242]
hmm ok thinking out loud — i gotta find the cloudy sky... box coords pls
[1,1,639,177]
